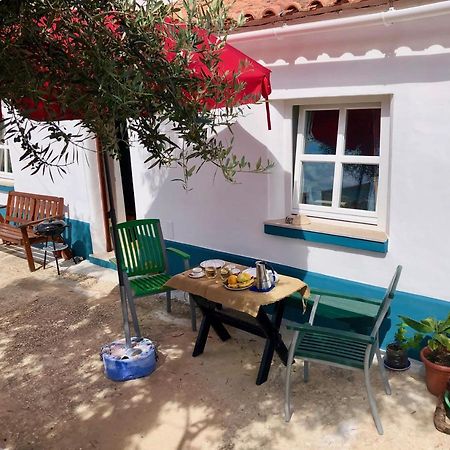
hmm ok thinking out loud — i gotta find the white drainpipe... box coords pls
[228,1,450,43]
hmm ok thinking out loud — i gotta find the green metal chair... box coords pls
[284,265,402,435]
[116,219,197,335]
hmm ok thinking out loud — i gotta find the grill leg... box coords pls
[53,239,61,275]
[43,236,49,270]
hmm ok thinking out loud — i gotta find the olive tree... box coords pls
[0,0,271,186]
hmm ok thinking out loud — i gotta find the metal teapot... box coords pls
[255,260,275,291]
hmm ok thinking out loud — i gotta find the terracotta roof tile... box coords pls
[226,0,411,30]
[173,1,434,31]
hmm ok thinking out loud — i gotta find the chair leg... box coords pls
[364,355,384,435]
[166,291,172,313]
[284,331,299,422]
[303,361,310,383]
[189,294,197,331]
[284,359,294,422]
[376,345,391,395]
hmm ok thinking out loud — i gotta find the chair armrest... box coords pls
[287,323,375,345]
[166,247,190,271]
[309,287,380,305]
[18,215,63,229]
[166,247,190,259]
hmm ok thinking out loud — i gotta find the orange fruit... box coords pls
[228,275,238,285]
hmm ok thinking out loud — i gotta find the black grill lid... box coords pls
[34,219,67,236]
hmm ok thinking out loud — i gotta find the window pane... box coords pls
[0,146,12,174]
[304,110,339,155]
[345,109,381,156]
[341,164,379,211]
[301,162,334,207]
[6,151,12,172]
[6,148,11,172]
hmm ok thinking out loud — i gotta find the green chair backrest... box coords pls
[116,219,168,277]
[370,265,403,339]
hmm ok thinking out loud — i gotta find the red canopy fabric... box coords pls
[163,21,271,117]
[6,16,272,128]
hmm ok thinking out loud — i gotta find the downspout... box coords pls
[229,1,450,43]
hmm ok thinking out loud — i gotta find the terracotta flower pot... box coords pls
[420,347,450,396]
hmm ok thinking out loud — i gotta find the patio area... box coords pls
[0,249,447,450]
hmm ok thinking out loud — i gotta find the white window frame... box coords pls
[0,102,14,179]
[0,143,13,179]
[291,99,390,228]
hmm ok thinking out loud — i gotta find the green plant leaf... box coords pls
[428,339,439,352]
[435,333,450,352]
[400,316,435,333]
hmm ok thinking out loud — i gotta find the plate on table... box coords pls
[243,268,279,283]
[200,259,225,269]
[223,277,255,291]
[188,271,205,279]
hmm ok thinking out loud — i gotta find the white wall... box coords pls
[130,13,450,302]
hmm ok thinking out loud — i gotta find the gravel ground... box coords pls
[0,248,448,450]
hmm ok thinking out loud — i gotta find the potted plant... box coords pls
[400,313,450,396]
[384,321,422,370]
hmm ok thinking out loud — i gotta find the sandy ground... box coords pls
[0,248,448,450]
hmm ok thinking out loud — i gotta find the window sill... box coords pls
[0,178,14,191]
[264,218,388,253]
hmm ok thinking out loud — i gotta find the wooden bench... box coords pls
[0,191,66,272]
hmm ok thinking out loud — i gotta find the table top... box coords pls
[165,264,309,317]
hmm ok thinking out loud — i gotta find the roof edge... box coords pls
[228,0,450,42]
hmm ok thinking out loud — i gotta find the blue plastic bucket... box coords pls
[101,337,157,382]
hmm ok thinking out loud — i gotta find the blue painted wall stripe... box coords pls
[0,184,14,192]
[264,224,388,253]
[0,184,14,217]
[64,218,93,259]
[88,254,116,270]
[165,239,449,360]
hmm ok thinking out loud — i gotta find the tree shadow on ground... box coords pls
[0,262,439,450]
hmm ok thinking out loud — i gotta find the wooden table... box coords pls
[165,266,309,385]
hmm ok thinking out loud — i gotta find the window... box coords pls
[292,101,389,226]
[0,142,13,179]
[0,110,13,178]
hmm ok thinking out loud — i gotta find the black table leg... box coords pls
[192,302,231,357]
[255,299,288,385]
[256,334,276,385]
[191,294,289,385]
[192,314,211,357]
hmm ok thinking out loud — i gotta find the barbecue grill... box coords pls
[34,219,69,275]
